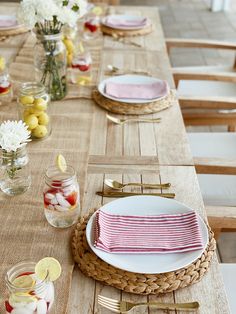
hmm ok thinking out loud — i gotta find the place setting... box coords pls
[72,193,216,311]
[101,13,153,37]
[0,14,28,37]
[93,74,175,115]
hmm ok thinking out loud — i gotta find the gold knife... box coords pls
[96,191,175,198]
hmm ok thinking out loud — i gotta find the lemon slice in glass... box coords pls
[56,154,67,173]
[92,6,103,16]
[12,275,35,289]
[35,257,61,282]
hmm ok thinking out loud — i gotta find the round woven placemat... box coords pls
[72,209,216,295]
[92,89,175,115]
[101,23,153,37]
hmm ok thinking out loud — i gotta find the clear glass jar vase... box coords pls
[5,261,55,314]
[0,145,31,196]
[34,33,67,101]
[44,165,80,228]
[70,45,92,85]
[18,82,51,141]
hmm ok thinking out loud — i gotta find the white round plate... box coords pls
[102,14,150,30]
[0,15,22,31]
[98,74,169,104]
[86,195,208,274]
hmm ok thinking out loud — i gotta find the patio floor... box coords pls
[122,0,236,263]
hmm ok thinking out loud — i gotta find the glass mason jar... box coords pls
[83,14,101,40]
[0,146,31,196]
[70,47,92,86]
[0,67,13,103]
[18,82,51,141]
[44,166,80,228]
[34,33,67,101]
[5,261,55,314]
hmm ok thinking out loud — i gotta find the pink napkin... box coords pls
[105,80,168,99]
[105,16,147,28]
[0,17,17,28]
[94,210,204,254]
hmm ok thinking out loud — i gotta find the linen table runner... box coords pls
[95,210,203,253]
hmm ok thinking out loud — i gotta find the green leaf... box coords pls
[72,4,79,12]
[63,0,69,6]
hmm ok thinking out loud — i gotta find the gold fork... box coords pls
[106,114,161,125]
[98,295,200,313]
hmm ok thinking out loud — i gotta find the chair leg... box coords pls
[228,125,236,132]
[213,228,222,240]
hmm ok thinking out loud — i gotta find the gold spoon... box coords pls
[106,64,150,75]
[106,114,161,125]
[105,179,171,190]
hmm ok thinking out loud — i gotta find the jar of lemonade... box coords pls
[43,163,80,228]
[0,56,12,103]
[5,261,55,314]
[18,83,51,140]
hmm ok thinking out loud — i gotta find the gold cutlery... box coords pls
[106,64,150,76]
[106,114,161,125]
[112,33,143,47]
[105,179,171,190]
[98,295,200,313]
[96,191,175,198]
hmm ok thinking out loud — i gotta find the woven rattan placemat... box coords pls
[72,209,216,295]
[92,89,175,115]
[101,23,153,37]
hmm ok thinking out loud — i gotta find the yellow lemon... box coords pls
[63,38,74,54]
[20,95,34,105]
[67,53,73,66]
[24,114,38,130]
[12,275,35,289]
[34,98,47,111]
[23,108,32,119]
[32,125,48,138]
[0,56,5,71]
[77,76,92,85]
[35,257,61,282]
[38,112,49,126]
[56,154,67,173]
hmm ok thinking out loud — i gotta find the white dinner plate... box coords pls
[98,74,169,104]
[86,195,209,274]
[102,14,150,30]
[0,15,23,31]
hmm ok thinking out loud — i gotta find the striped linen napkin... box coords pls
[94,210,204,253]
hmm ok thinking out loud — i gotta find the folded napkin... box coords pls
[94,210,204,253]
[105,80,168,100]
[105,16,147,28]
[0,16,17,28]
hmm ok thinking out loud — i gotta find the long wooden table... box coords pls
[0,3,230,314]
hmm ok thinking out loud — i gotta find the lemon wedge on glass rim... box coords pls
[35,257,61,282]
[56,154,67,173]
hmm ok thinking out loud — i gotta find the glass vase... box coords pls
[0,145,31,196]
[34,33,67,101]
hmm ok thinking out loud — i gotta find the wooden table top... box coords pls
[0,2,230,314]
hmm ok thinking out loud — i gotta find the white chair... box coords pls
[188,132,236,238]
[166,39,236,131]
[220,263,236,313]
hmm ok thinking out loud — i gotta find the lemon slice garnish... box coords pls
[35,257,61,282]
[9,293,37,304]
[92,6,103,16]
[77,76,92,85]
[12,275,35,289]
[56,154,67,173]
[78,41,84,53]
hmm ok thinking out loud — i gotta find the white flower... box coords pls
[0,120,31,152]
[18,0,87,29]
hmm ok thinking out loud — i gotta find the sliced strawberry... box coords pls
[5,300,13,313]
[85,22,98,33]
[17,271,34,277]
[51,180,62,188]
[65,191,78,206]
[0,83,10,94]
[72,64,90,72]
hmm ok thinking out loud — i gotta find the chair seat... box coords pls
[220,263,236,313]
[177,80,236,98]
[188,132,236,158]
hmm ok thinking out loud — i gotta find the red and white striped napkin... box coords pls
[94,210,204,254]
